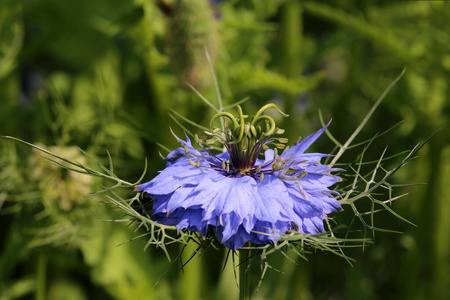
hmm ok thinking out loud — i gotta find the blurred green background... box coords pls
[1,0,449,299]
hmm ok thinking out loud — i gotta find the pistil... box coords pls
[206,104,289,175]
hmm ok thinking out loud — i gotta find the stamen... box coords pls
[273,148,278,158]
[250,125,257,137]
[188,159,200,167]
[244,124,250,135]
[272,159,286,171]
[274,143,286,149]
[276,128,285,135]
[195,134,202,145]
[296,182,307,200]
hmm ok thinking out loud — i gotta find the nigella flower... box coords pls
[137,104,342,250]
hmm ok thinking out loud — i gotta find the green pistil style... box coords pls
[206,104,289,175]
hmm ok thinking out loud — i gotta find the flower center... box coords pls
[205,104,289,175]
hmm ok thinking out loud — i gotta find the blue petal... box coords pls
[166,185,198,213]
[219,212,243,242]
[198,174,257,223]
[263,149,275,163]
[304,175,340,190]
[172,135,202,156]
[302,216,324,233]
[281,122,330,162]
[254,175,293,223]
[220,226,251,250]
[288,153,331,169]
[321,194,342,214]
[242,215,257,233]
[136,159,205,195]
[216,151,230,161]
[152,193,171,214]
[284,182,323,215]
[283,181,327,233]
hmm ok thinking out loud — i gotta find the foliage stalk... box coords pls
[35,251,46,300]
[239,248,250,300]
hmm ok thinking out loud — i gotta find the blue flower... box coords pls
[136,104,342,250]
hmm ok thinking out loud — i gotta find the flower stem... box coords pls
[239,248,251,300]
[35,250,46,300]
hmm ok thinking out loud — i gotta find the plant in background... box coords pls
[166,0,219,89]
[29,144,92,212]
[27,144,94,248]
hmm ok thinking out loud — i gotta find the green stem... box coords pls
[239,248,251,300]
[35,250,46,300]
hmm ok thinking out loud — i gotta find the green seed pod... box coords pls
[166,0,218,89]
